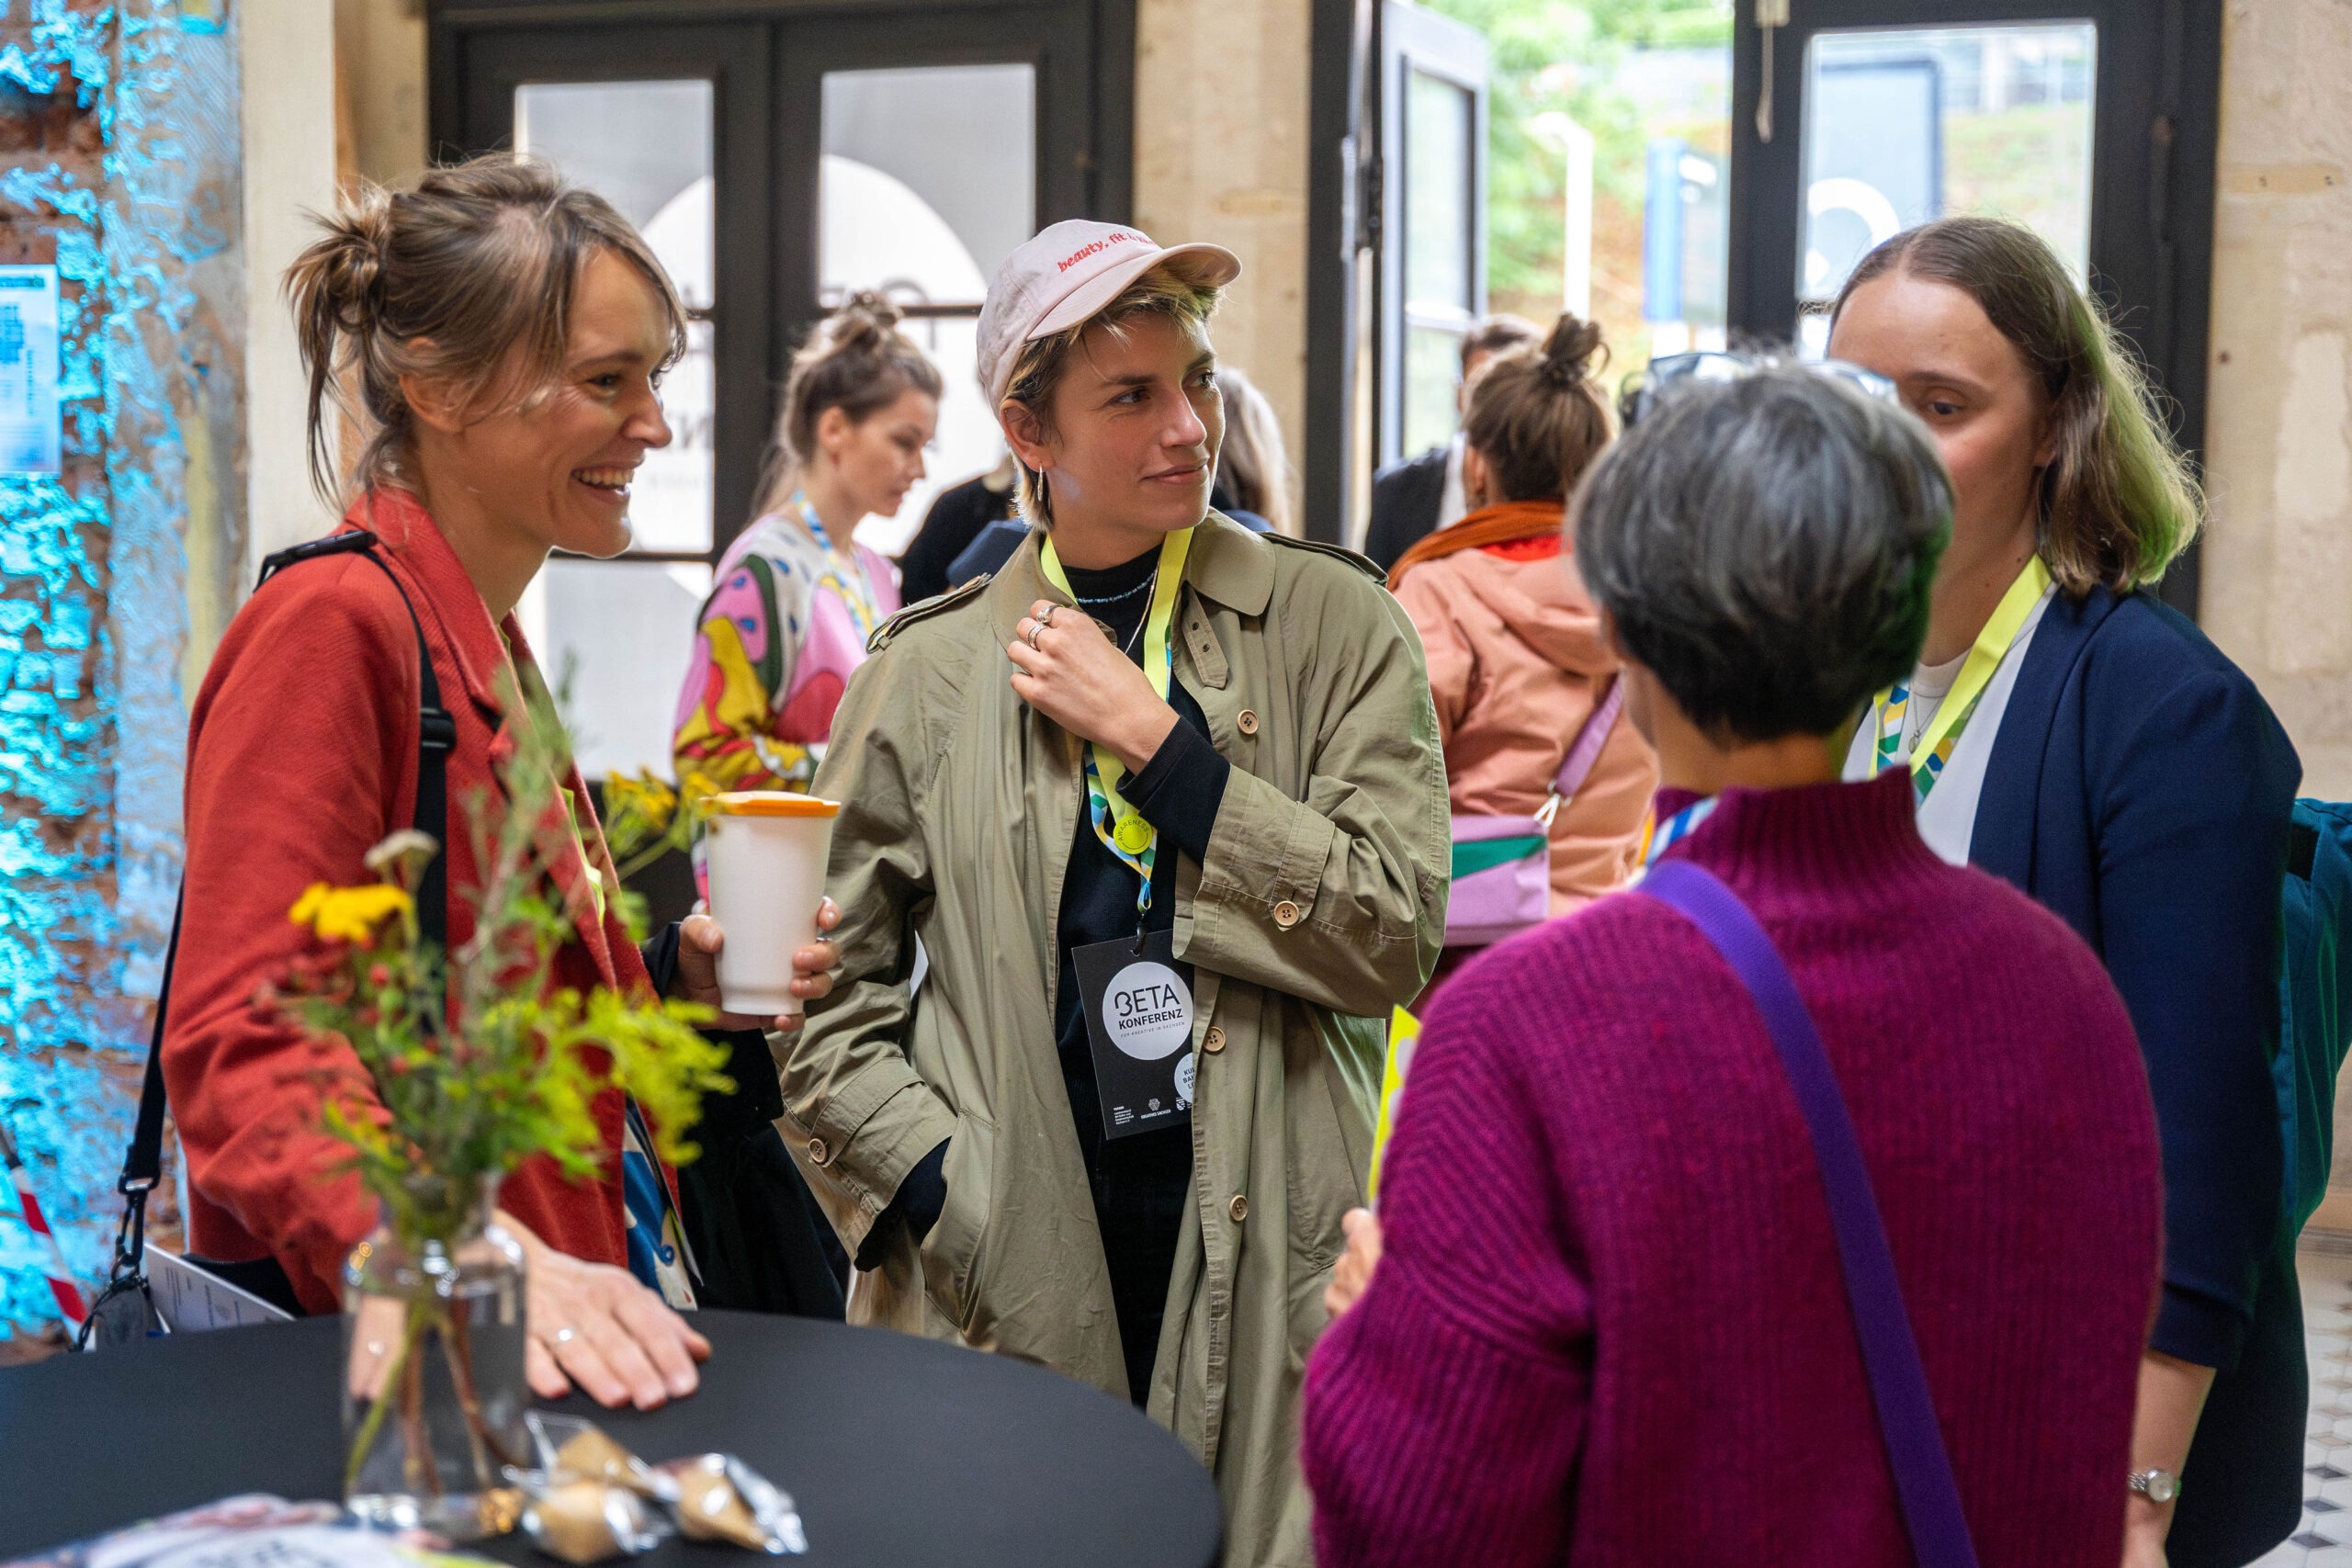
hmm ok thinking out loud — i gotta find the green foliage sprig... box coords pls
[272,666,731,1256]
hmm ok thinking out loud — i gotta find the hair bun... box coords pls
[828,289,904,352]
[314,197,393,328]
[1539,313,1606,386]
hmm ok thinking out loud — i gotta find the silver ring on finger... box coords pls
[1036,604,1057,629]
[1025,621,1046,652]
[551,1325,578,1346]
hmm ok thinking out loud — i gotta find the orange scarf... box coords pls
[1386,498,1567,591]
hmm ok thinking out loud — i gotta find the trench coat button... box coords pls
[1237,708,1260,736]
[1272,898,1302,929]
[1203,1025,1227,1054]
[1228,1193,1250,1224]
[807,1136,828,1166]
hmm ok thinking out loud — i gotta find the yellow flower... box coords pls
[289,882,414,944]
[604,769,679,832]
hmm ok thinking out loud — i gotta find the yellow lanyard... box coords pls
[1038,528,1194,913]
[1874,555,2053,802]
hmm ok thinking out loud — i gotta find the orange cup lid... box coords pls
[707,791,842,819]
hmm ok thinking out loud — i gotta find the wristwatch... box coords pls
[2129,1469,2181,1505]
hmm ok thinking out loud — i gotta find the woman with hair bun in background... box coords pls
[672,293,942,797]
[1388,313,1657,993]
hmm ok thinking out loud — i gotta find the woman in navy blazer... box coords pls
[1833,218,2302,1568]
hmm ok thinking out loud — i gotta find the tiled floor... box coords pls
[2253,1241,2352,1565]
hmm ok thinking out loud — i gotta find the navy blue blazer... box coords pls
[1973,587,2301,1368]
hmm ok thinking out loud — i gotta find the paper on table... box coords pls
[148,1249,293,1333]
[3,1494,496,1568]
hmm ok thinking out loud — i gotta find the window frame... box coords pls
[1303,0,1376,546]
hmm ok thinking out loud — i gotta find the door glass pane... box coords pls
[518,558,711,780]
[515,80,715,552]
[1433,2,1729,368]
[1405,69,1474,316]
[1402,323,1464,460]
[1402,67,1474,456]
[820,65,1035,555]
[1800,23,2097,338]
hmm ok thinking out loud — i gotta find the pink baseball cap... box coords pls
[977,220,1241,408]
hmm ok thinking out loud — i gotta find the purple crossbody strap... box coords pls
[1551,676,1625,802]
[1640,860,1980,1568]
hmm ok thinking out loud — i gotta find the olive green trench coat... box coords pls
[785,513,1448,1566]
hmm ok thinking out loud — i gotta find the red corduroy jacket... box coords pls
[168,489,653,1313]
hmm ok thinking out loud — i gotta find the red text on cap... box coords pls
[1057,231,1146,272]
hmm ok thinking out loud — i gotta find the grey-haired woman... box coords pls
[1306,367,2165,1566]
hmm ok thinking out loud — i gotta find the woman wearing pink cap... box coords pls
[781,220,1450,1564]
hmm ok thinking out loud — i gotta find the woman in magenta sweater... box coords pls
[1301,367,2165,1565]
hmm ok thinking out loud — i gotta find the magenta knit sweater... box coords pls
[1302,771,2163,1567]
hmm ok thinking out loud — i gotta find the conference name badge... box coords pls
[1073,928,1195,1141]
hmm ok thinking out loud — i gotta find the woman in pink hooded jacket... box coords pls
[1390,314,1657,955]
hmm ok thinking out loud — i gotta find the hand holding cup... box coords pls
[697,793,841,1025]
[677,898,842,1033]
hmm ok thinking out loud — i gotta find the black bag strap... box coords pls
[88,530,453,1332]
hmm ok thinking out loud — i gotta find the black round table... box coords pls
[0,1312,1221,1566]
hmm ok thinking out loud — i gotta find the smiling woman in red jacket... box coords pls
[168,156,840,1410]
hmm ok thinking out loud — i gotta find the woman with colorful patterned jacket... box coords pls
[672,294,939,801]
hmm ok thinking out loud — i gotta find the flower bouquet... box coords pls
[598,766,718,882]
[270,671,729,1538]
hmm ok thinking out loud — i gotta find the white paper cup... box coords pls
[701,792,840,1019]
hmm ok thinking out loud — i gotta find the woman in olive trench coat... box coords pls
[785,490,1449,1564]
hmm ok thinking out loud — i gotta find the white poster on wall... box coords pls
[0,265,61,474]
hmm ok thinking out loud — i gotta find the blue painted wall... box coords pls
[0,0,244,1337]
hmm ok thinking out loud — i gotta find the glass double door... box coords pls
[439,6,1117,776]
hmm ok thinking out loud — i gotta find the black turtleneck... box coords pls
[1049,542,1230,1404]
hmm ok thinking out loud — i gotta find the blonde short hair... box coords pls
[1212,367,1293,534]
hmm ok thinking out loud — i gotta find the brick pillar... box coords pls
[0,0,245,1339]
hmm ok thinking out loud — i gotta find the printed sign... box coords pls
[0,265,61,474]
[1073,928,1196,1141]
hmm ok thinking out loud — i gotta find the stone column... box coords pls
[0,1,246,1338]
[1135,0,1312,533]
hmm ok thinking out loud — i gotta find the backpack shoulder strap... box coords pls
[106,532,453,1292]
[1640,859,1981,1568]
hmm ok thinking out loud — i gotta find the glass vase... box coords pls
[341,1186,529,1539]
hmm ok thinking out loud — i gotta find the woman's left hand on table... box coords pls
[514,1218,711,1409]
